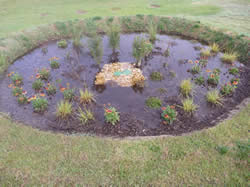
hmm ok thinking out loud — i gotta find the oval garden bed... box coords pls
[0,16,249,137]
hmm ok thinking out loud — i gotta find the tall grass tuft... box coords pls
[182,98,198,113]
[206,90,222,105]
[221,52,238,63]
[56,100,73,119]
[88,35,103,65]
[210,43,219,53]
[77,107,95,124]
[79,88,95,104]
[147,21,157,43]
[180,79,193,97]
[107,23,120,53]
[72,26,83,48]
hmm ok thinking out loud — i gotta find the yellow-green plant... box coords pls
[182,98,198,113]
[147,21,157,43]
[200,48,211,57]
[107,23,120,53]
[79,88,95,104]
[206,90,222,105]
[210,43,219,53]
[88,35,103,65]
[77,107,95,124]
[56,100,73,119]
[221,52,238,63]
[180,79,193,97]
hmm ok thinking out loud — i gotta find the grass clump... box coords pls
[63,88,75,101]
[77,107,95,124]
[229,67,239,75]
[180,79,193,97]
[56,100,73,119]
[50,60,60,69]
[200,48,211,57]
[104,106,120,125]
[145,97,162,109]
[206,90,222,105]
[32,97,48,113]
[194,76,205,85]
[72,26,83,48]
[57,39,68,48]
[38,68,50,81]
[182,98,198,114]
[147,21,157,43]
[79,88,95,104]
[107,23,120,53]
[150,71,163,81]
[88,35,103,65]
[32,79,44,91]
[221,52,238,63]
[11,73,23,86]
[210,43,219,53]
[216,145,229,155]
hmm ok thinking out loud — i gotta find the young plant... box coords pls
[145,97,162,109]
[182,98,198,114]
[11,73,23,86]
[32,97,48,113]
[191,65,201,74]
[180,79,193,97]
[150,72,163,81]
[32,79,44,91]
[107,23,120,53]
[206,90,222,105]
[216,145,229,155]
[77,107,95,124]
[207,70,220,85]
[57,39,68,48]
[194,76,205,85]
[63,88,75,101]
[220,82,236,96]
[56,100,73,119]
[46,83,57,95]
[50,60,60,69]
[12,87,23,97]
[161,105,177,125]
[79,88,95,104]
[17,95,28,105]
[229,67,239,75]
[104,106,120,125]
[147,21,157,43]
[221,52,238,63]
[38,68,50,81]
[88,35,103,65]
[200,48,211,58]
[210,43,219,53]
[230,78,240,85]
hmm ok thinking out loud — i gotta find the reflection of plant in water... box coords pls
[57,39,68,48]
[72,25,83,48]
[88,35,103,65]
[150,71,163,81]
[147,21,157,43]
[161,105,177,125]
[107,23,120,53]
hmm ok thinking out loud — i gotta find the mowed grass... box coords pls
[0,104,249,185]
[0,0,249,37]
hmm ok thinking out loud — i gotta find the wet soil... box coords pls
[0,34,249,137]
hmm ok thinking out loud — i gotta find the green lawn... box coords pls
[0,0,249,185]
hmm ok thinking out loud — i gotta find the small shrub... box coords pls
[150,72,163,81]
[57,39,68,48]
[50,60,60,69]
[107,23,120,52]
[32,79,44,91]
[56,100,73,119]
[220,83,236,96]
[229,67,239,75]
[207,71,220,85]
[161,105,177,125]
[17,95,28,105]
[216,145,229,155]
[206,90,222,105]
[210,43,219,53]
[221,52,238,63]
[12,87,23,97]
[147,21,157,43]
[46,83,56,95]
[32,97,48,113]
[63,88,75,101]
[191,65,200,74]
[79,89,95,104]
[182,98,198,113]
[104,106,120,125]
[200,48,211,57]
[38,68,50,81]
[145,97,162,109]
[180,79,193,97]
[11,73,23,86]
[88,35,103,65]
[194,76,205,85]
[77,107,95,124]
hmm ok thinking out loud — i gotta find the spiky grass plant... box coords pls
[56,100,73,119]
[210,43,219,53]
[57,39,68,48]
[182,98,198,114]
[88,35,103,65]
[180,79,193,97]
[107,23,120,53]
[72,26,83,48]
[221,52,238,63]
[77,107,95,124]
[206,90,222,105]
[200,48,211,57]
[147,21,157,43]
[79,88,95,104]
